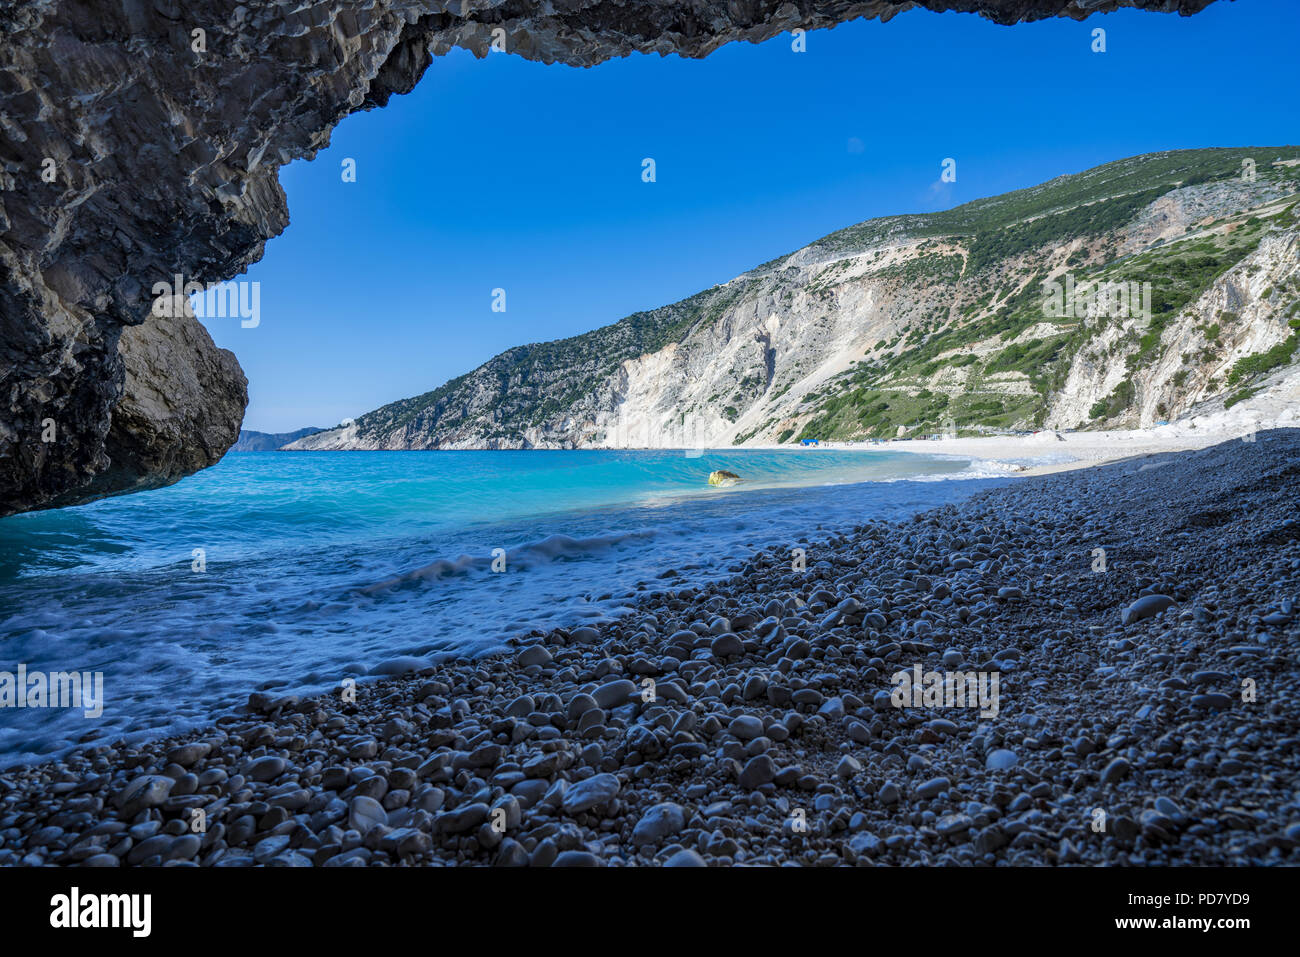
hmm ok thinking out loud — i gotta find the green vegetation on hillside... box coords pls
[796,147,1294,266]
[1089,380,1135,420]
[1098,215,1274,374]
[1226,320,1300,386]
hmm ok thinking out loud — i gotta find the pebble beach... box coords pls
[2,431,1298,867]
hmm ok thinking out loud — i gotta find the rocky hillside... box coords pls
[291,147,1300,451]
[232,427,324,452]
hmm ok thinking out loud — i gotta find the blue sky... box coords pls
[205,0,1300,432]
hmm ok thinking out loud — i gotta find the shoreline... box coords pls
[1,431,1297,866]
[0,457,1000,770]
[857,427,1242,478]
[783,365,1300,478]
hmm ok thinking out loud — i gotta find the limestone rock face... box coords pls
[78,310,248,508]
[0,0,1219,515]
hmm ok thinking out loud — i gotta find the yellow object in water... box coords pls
[708,470,741,487]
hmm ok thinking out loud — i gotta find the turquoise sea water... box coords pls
[0,449,1007,765]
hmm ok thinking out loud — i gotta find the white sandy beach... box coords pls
[798,366,1300,478]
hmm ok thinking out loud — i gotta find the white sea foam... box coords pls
[0,450,1009,766]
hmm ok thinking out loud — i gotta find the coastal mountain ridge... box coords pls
[288,147,1300,452]
[232,428,325,452]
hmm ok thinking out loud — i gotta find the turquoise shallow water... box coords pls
[0,448,1005,765]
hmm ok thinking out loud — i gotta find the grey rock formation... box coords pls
[31,304,247,510]
[232,427,326,452]
[0,0,1221,515]
[89,310,248,506]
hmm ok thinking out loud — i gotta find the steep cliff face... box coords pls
[1047,225,1299,429]
[0,0,1224,514]
[290,146,1299,451]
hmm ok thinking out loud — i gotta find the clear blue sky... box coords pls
[204,0,1300,433]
